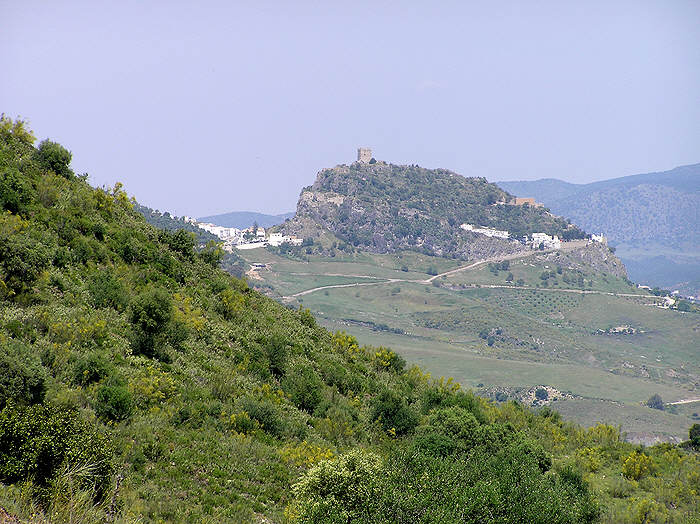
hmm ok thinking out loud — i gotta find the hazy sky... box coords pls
[2,1,699,217]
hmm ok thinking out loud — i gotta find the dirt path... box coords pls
[280,244,657,301]
[423,250,539,282]
[286,279,402,298]
[667,398,700,405]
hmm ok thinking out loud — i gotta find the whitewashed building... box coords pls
[460,223,510,239]
[530,233,561,250]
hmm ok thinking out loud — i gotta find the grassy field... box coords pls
[238,246,700,441]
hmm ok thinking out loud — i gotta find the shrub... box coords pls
[370,389,418,435]
[72,352,111,386]
[0,403,113,497]
[372,347,405,373]
[535,387,549,401]
[129,287,173,359]
[0,340,47,408]
[0,232,50,297]
[228,411,259,434]
[298,307,316,328]
[265,334,289,377]
[87,270,129,311]
[0,168,31,214]
[130,287,173,336]
[282,360,324,412]
[35,139,73,179]
[198,240,224,267]
[645,393,664,410]
[689,423,700,448]
[238,396,282,437]
[95,381,133,422]
[622,450,653,480]
[288,449,382,522]
[352,445,597,524]
[217,288,244,320]
[159,229,195,260]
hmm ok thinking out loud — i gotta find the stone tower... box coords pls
[357,147,372,163]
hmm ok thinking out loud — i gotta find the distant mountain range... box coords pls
[197,211,294,229]
[497,163,700,295]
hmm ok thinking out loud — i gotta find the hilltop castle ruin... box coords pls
[357,147,372,163]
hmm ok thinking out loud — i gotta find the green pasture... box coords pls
[240,247,699,440]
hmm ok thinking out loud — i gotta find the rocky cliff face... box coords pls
[530,243,628,279]
[282,162,586,260]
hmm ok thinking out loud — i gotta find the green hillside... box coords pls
[1,117,699,523]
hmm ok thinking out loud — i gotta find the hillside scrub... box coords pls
[0,117,698,522]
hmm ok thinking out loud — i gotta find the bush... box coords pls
[291,445,598,524]
[0,168,31,214]
[0,403,113,496]
[535,387,549,401]
[159,229,195,260]
[288,449,382,522]
[370,389,418,435]
[265,334,289,377]
[129,287,173,359]
[217,288,244,321]
[413,407,481,456]
[88,270,129,311]
[622,450,653,480]
[238,396,282,437]
[646,393,664,410]
[689,423,700,448]
[198,240,224,267]
[0,233,50,297]
[0,340,47,408]
[298,307,316,328]
[95,381,133,422]
[282,360,324,412]
[72,352,111,386]
[35,139,74,179]
[130,288,172,335]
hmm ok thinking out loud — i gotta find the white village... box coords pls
[183,217,302,252]
[459,223,607,251]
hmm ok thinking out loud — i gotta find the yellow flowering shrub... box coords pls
[130,365,178,409]
[331,331,362,359]
[173,293,206,333]
[622,450,654,480]
[280,440,334,468]
[576,446,603,472]
[586,423,620,447]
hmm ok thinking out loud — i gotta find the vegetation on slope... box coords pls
[0,117,699,523]
[283,162,586,260]
[134,202,247,277]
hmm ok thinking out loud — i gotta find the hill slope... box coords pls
[1,118,698,523]
[281,161,587,261]
[498,164,700,294]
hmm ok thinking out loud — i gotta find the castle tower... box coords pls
[357,147,372,163]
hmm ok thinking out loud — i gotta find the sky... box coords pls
[2,1,699,217]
